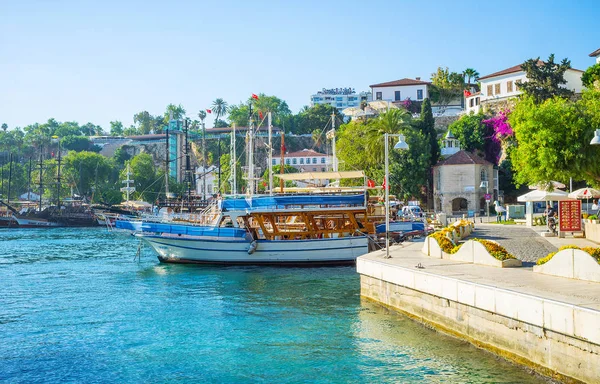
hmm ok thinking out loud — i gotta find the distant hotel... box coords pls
[310,87,372,114]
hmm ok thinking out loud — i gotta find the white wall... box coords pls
[481,68,584,102]
[371,84,428,102]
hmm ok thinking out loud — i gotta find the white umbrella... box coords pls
[368,100,398,112]
[528,181,566,190]
[517,189,573,202]
[341,107,363,117]
[568,187,600,199]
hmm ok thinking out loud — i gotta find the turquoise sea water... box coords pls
[0,228,547,383]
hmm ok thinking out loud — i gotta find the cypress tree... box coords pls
[420,98,439,165]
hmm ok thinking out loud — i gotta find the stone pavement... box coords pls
[471,224,598,266]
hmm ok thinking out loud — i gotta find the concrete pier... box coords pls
[357,240,600,383]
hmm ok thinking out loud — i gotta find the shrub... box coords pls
[472,238,516,260]
[588,215,598,220]
[537,245,600,265]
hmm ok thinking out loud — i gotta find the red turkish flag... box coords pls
[382,177,388,190]
[259,111,264,120]
[206,109,212,113]
[367,179,375,188]
[463,89,472,97]
[251,93,259,100]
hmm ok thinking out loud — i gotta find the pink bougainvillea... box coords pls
[483,109,513,142]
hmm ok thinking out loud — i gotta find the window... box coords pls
[494,83,500,95]
[313,168,317,171]
[487,85,493,96]
[515,82,520,91]
[376,92,382,100]
[507,80,513,93]
[312,158,317,164]
[272,159,276,165]
[417,89,423,100]
[321,157,326,163]
[475,97,480,105]
[436,171,441,191]
[394,91,401,101]
[481,168,488,182]
[286,159,290,165]
[300,158,304,164]
[469,99,474,107]
[322,168,326,172]
[292,158,297,164]
[306,158,310,164]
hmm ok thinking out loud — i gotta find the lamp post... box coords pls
[384,133,409,259]
[590,129,600,145]
[480,180,489,220]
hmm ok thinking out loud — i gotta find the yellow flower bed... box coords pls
[537,245,600,265]
[430,220,474,254]
[472,238,516,261]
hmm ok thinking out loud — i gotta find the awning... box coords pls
[274,171,365,181]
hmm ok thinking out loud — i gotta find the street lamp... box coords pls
[384,133,409,259]
[590,129,600,145]
[480,180,489,220]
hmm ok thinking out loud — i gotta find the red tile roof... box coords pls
[370,78,431,88]
[590,48,600,57]
[434,150,492,166]
[479,61,583,81]
[276,149,328,158]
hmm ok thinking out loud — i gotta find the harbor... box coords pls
[1,227,549,383]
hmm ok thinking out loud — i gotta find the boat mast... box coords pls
[231,124,237,196]
[56,140,61,207]
[330,111,337,172]
[247,102,255,197]
[268,112,273,196]
[120,163,135,204]
[202,117,206,200]
[184,118,192,201]
[38,146,43,211]
[27,156,32,201]
[7,153,12,204]
[280,130,285,193]
[165,122,170,197]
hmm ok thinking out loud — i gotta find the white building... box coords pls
[466,61,584,114]
[369,78,429,103]
[273,149,332,172]
[310,88,371,112]
[196,165,219,197]
[590,48,600,64]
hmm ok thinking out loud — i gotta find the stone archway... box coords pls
[451,197,468,214]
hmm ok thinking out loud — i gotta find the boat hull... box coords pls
[141,235,369,265]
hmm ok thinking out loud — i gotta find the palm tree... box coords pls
[463,68,480,85]
[364,108,412,165]
[198,110,207,126]
[211,98,229,125]
[1,123,7,132]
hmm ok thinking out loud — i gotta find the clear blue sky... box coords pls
[1,0,598,130]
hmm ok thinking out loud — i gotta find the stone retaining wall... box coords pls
[358,260,600,383]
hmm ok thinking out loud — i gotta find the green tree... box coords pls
[218,153,245,194]
[164,104,186,124]
[250,94,292,128]
[110,121,124,136]
[429,67,464,111]
[517,54,574,104]
[447,113,487,153]
[61,136,94,152]
[211,98,229,125]
[214,119,229,128]
[127,153,161,201]
[415,98,439,164]
[113,146,131,166]
[62,151,114,199]
[582,63,600,89]
[134,111,154,135]
[2,123,8,132]
[295,104,342,135]
[227,103,250,127]
[463,68,480,84]
[509,90,600,187]
[364,108,413,165]
[54,121,82,138]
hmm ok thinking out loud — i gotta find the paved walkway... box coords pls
[471,224,598,266]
